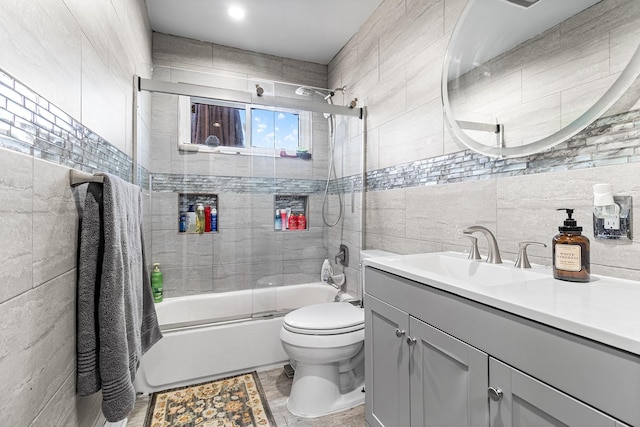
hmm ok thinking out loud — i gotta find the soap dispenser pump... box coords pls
[552,208,590,282]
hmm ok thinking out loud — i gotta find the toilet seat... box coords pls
[283,302,364,335]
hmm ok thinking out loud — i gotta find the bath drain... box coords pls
[283,363,295,379]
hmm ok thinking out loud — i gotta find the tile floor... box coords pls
[126,367,365,427]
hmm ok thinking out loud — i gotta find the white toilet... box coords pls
[279,250,396,418]
[280,301,365,417]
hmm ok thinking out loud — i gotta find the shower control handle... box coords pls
[395,329,406,338]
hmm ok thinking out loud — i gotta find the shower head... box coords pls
[295,85,346,100]
[294,86,315,96]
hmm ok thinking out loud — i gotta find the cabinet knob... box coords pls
[406,336,417,346]
[488,387,503,401]
[395,329,406,338]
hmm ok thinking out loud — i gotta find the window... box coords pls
[179,96,311,156]
[191,102,246,147]
[252,108,299,151]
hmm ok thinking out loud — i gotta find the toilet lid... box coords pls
[283,302,364,335]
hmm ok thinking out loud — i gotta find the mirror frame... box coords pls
[442,0,640,159]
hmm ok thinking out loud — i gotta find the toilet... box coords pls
[279,250,396,418]
[280,302,365,417]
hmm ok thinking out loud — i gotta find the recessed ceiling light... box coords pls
[505,0,539,7]
[228,5,245,21]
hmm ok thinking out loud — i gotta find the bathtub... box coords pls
[133,281,338,393]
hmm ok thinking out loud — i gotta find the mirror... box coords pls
[443,0,640,158]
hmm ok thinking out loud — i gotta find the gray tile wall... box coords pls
[0,0,152,424]
[330,0,640,282]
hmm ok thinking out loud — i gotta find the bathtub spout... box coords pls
[327,273,345,290]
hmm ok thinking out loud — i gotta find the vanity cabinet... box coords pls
[365,295,488,427]
[489,358,627,426]
[364,266,636,427]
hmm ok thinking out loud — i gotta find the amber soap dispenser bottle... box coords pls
[552,208,590,282]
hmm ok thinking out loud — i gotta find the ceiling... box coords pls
[145,0,384,65]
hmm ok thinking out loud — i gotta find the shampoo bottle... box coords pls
[275,209,281,230]
[196,204,205,233]
[280,209,287,231]
[298,213,306,230]
[552,208,590,282]
[151,263,163,303]
[288,212,298,230]
[187,204,196,233]
[204,206,211,232]
[210,206,218,232]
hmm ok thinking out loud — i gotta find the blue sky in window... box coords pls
[252,109,299,150]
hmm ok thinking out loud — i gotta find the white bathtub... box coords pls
[133,282,338,393]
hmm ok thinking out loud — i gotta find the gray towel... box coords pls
[77,173,162,422]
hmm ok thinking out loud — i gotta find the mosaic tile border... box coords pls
[151,173,327,194]
[150,171,364,195]
[0,68,146,187]
[365,109,640,192]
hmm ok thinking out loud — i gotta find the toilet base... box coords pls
[286,361,365,418]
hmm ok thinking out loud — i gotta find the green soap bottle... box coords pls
[151,263,163,303]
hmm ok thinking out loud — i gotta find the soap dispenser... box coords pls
[552,208,590,282]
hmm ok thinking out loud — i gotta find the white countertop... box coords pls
[363,252,640,356]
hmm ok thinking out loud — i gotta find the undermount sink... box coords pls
[373,252,548,287]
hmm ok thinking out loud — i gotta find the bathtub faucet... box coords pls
[327,273,346,290]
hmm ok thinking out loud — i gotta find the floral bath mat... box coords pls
[144,371,276,427]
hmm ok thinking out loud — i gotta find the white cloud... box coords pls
[277,112,286,120]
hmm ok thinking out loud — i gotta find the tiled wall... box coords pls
[0,71,134,180]
[329,0,640,281]
[149,34,366,298]
[0,0,152,425]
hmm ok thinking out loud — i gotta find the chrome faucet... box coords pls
[514,241,547,268]
[462,226,502,264]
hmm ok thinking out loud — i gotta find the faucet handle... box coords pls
[514,241,547,269]
[460,234,482,260]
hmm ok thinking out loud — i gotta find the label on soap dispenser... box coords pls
[555,244,582,272]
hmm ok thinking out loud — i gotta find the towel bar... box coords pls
[70,169,104,186]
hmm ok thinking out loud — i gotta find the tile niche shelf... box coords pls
[178,192,218,234]
[275,195,308,231]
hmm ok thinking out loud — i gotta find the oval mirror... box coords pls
[442,0,640,158]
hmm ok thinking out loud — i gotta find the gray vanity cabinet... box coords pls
[488,358,626,427]
[364,295,410,427]
[408,316,489,426]
[365,295,489,427]
[364,266,635,427]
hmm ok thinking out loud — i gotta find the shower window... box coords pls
[191,101,246,147]
[251,108,299,151]
[179,96,311,156]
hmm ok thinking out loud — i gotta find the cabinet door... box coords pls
[489,358,620,427]
[409,317,489,427]
[365,295,411,427]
